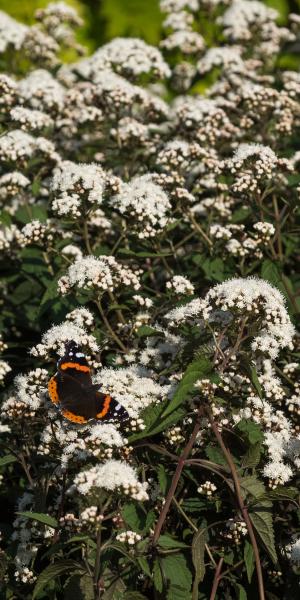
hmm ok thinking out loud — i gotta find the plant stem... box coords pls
[206,409,265,600]
[95,299,127,352]
[272,195,283,262]
[94,524,102,599]
[83,218,92,254]
[152,406,203,544]
[188,211,213,247]
[209,557,223,600]
[108,290,126,324]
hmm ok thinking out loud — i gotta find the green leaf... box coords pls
[137,556,152,578]
[234,583,247,600]
[241,442,262,469]
[160,554,192,595]
[157,465,168,495]
[33,560,86,599]
[158,534,188,549]
[118,247,171,258]
[122,504,145,532]
[153,559,163,594]
[244,540,255,583]
[40,278,60,306]
[0,454,17,467]
[192,524,208,597]
[102,577,126,600]
[200,257,227,282]
[236,419,263,445]
[205,445,228,466]
[136,325,161,338]
[167,585,192,600]
[64,574,94,600]
[161,357,213,418]
[128,401,186,442]
[17,511,58,528]
[181,497,206,514]
[240,358,263,399]
[240,477,278,564]
[124,593,148,600]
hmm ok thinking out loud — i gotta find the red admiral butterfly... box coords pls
[48,341,129,425]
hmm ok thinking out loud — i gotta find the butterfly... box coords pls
[48,341,129,425]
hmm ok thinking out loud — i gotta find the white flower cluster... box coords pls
[197,481,217,497]
[58,255,141,295]
[18,68,65,111]
[80,506,103,525]
[166,275,194,295]
[206,278,295,359]
[226,143,292,193]
[165,426,184,444]
[51,161,107,217]
[224,518,247,544]
[75,37,171,81]
[111,174,172,239]
[31,320,99,358]
[0,129,59,165]
[93,365,166,417]
[72,459,149,500]
[0,359,11,382]
[116,530,142,545]
[0,10,28,53]
[10,106,53,132]
[21,220,54,247]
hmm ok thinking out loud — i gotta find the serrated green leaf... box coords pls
[236,419,263,445]
[240,358,264,399]
[161,357,213,418]
[241,442,262,468]
[167,585,192,600]
[118,247,171,258]
[0,454,17,467]
[153,559,163,594]
[158,534,188,549]
[157,464,168,495]
[160,554,192,591]
[234,582,247,600]
[136,325,161,338]
[244,540,255,583]
[128,401,186,442]
[124,593,148,600]
[17,511,58,528]
[240,477,278,565]
[122,503,145,532]
[192,524,207,597]
[137,557,152,578]
[33,560,86,599]
[64,574,94,600]
[102,577,126,600]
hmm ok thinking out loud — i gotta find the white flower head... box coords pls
[31,321,98,358]
[58,255,140,295]
[72,459,148,500]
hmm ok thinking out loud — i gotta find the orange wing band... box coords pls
[60,362,90,373]
[62,410,87,424]
[48,376,60,405]
[96,395,112,419]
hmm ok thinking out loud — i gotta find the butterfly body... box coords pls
[48,341,129,425]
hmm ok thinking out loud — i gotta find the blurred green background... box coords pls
[0,0,299,51]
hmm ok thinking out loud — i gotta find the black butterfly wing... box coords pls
[57,341,93,387]
[94,390,130,425]
[55,370,97,422]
